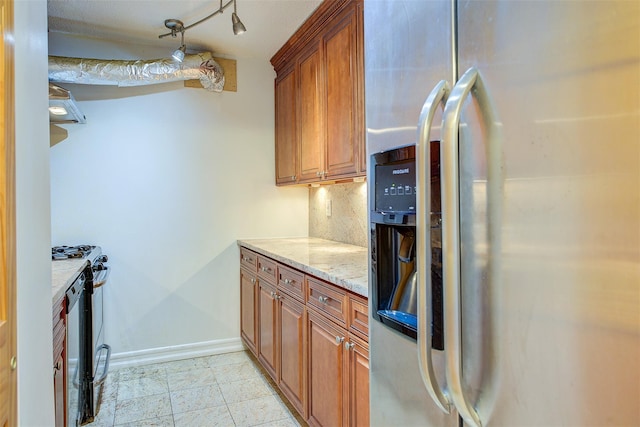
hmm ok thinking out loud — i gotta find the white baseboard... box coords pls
[108,338,246,370]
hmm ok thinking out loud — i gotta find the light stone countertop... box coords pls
[52,258,89,305]
[237,237,369,298]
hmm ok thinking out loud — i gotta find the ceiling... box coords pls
[47,0,323,60]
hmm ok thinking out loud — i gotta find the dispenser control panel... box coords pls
[374,158,416,213]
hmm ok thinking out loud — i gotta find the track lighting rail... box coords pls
[158,0,245,39]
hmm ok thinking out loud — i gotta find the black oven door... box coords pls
[65,272,86,427]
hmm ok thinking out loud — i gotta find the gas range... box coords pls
[53,244,111,425]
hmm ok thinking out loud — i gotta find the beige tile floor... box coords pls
[87,350,303,427]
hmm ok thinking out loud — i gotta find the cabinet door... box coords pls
[347,334,369,427]
[275,66,298,185]
[53,353,65,427]
[298,42,325,182]
[278,293,307,418]
[240,268,258,355]
[52,297,66,427]
[258,280,278,381]
[307,310,347,427]
[323,3,363,179]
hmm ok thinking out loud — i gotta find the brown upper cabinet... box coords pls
[275,65,298,184]
[272,0,365,186]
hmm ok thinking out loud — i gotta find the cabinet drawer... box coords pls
[348,296,368,339]
[240,248,258,271]
[257,256,277,283]
[277,264,305,301]
[52,296,66,359]
[307,276,348,327]
[53,322,65,359]
[52,296,65,324]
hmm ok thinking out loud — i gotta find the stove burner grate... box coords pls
[52,245,96,260]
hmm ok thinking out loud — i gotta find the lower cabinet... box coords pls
[52,296,66,427]
[347,333,369,427]
[307,309,370,427]
[53,352,65,427]
[240,247,368,426]
[277,293,307,417]
[258,278,308,417]
[240,267,258,355]
[307,310,349,427]
[258,279,278,380]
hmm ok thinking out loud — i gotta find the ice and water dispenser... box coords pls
[370,144,443,349]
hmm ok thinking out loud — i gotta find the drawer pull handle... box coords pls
[283,278,293,285]
[261,266,272,273]
[318,296,329,304]
[243,257,253,263]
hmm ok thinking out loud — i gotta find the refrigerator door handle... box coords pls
[442,66,501,427]
[416,79,451,414]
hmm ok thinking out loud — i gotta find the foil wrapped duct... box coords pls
[48,52,225,92]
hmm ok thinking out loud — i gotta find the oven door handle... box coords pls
[71,363,80,389]
[94,344,111,386]
[93,266,110,289]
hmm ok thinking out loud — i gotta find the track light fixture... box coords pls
[166,20,187,62]
[172,45,186,62]
[231,0,246,35]
[159,0,247,58]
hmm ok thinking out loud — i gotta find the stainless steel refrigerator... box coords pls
[365,0,640,426]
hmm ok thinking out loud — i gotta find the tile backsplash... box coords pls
[309,181,368,248]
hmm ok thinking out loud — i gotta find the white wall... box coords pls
[48,34,309,361]
[14,0,55,425]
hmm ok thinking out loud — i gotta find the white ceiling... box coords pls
[47,0,323,60]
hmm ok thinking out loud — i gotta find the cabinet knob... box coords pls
[318,296,329,304]
[270,291,282,300]
[291,175,296,180]
[335,336,345,345]
[344,341,355,351]
[250,278,256,284]
[10,356,17,371]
